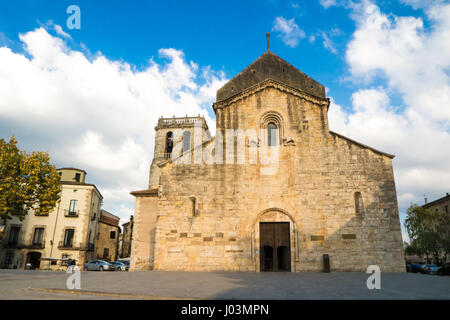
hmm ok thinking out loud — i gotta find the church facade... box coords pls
[130,49,405,272]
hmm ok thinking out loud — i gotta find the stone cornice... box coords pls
[330,131,395,159]
[213,78,330,113]
[130,188,159,197]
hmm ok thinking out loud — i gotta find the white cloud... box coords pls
[319,0,338,9]
[346,2,450,121]
[0,27,227,222]
[272,17,306,48]
[328,1,450,235]
[53,25,71,38]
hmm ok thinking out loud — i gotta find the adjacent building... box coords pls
[0,168,103,270]
[423,193,450,216]
[130,47,405,272]
[422,193,450,263]
[120,215,133,258]
[95,210,120,261]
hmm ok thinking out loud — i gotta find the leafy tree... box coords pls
[0,136,60,226]
[405,204,450,264]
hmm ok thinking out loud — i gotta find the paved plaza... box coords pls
[0,269,449,300]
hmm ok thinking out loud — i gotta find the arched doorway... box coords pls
[26,252,41,270]
[253,208,298,272]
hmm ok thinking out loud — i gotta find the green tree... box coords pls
[0,136,60,226]
[405,204,450,264]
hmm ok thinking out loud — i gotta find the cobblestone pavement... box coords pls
[0,269,449,300]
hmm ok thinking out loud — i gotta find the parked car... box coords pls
[422,264,440,275]
[410,263,424,273]
[117,259,130,271]
[406,263,413,272]
[83,260,113,271]
[438,263,450,276]
[110,261,127,271]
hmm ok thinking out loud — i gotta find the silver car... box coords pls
[83,260,113,271]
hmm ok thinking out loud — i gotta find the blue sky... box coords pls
[0,0,424,113]
[0,0,449,239]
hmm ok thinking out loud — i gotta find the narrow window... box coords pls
[165,131,173,157]
[32,228,44,245]
[354,192,363,216]
[110,231,116,239]
[8,227,20,245]
[4,252,14,265]
[189,197,197,217]
[183,131,191,153]
[445,206,448,214]
[75,173,81,182]
[103,248,109,259]
[69,200,78,215]
[64,229,74,247]
[267,122,278,146]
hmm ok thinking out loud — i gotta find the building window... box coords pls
[32,228,44,245]
[69,200,78,215]
[189,197,197,217]
[267,122,278,146]
[165,131,173,157]
[4,252,14,265]
[58,172,62,180]
[110,231,116,239]
[182,131,191,153]
[8,226,20,245]
[445,206,448,214]
[103,248,109,259]
[354,192,364,216]
[64,229,74,247]
[260,112,283,146]
[75,173,81,182]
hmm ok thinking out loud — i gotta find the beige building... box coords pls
[130,48,405,272]
[422,193,450,263]
[120,215,133,258]
[0,168,102,270]
[95,210,120,261]
[423,193,450,216]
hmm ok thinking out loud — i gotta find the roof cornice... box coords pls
[213,78,330,113]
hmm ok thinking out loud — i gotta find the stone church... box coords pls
[130,42,405,272]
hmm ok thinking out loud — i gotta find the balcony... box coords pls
[58,241,75,249]
[64,209,79,217]
[58,241,93,251]
[24,242,45,249]
[2,240,23,249]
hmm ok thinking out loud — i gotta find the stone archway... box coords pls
[252,208,298,272]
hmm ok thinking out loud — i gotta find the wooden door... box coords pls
[260,222,290,272]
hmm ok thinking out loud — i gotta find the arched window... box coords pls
[267,122,278,146]
[182,131,191,153]
[260,112,283,146]
[165,131,173,158]
[354,192,363,216]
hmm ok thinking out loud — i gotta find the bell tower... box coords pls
[149,115,210,187]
